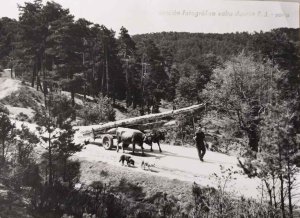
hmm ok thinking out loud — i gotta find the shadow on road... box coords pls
[161,150,199,161]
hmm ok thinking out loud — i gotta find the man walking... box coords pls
[194,125,207,162]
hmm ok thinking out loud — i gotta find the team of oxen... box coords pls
[113,127,165,155]
[113,127,164,169]
[85,127,165,169]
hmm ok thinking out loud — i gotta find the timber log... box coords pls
[79,103,205,136]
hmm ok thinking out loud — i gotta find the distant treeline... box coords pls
[0,0,299,113]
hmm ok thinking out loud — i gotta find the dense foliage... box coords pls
[78,95,116,125]
[1,0,298,113]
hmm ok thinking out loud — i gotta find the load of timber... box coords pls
[80,103,205,137]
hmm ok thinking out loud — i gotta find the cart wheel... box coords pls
[102,135,113,150]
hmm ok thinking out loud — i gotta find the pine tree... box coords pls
[35,93,81,185]
[35,108,56,186]
[52,122,82,182]
[118,26,137,107]
[15,124,39,165]
[137,39,168,113]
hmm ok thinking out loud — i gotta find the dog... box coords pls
[141,160,155,170]
[119,155,135,166]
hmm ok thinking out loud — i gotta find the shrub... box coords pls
[127,108,141,117]
[0,104,9,115]
[0,87,43,111]
[49,94,76,127]
[16,112,29,122]
[100,170,109,177]
[78,95,115,125]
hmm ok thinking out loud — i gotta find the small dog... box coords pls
[119,155,135,166]
[141,160,155,170]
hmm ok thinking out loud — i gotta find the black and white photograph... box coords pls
[0,0,299,217]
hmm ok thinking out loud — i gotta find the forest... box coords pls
[0,1,299,112]
[0,0,300,217]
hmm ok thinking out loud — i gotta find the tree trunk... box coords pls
[101,64,105,96]
[264,180,273,207]
[37,76,44,92]
[132,93,137,109]
[84,104,204,135]
[18,144,22,164]
[71,91,75,107]
[84,82,87,102]
[272,173,277,209]
[36,75,40,91]
[280,173,286,218]
[10,65,13,78]
[48,132,53,186]
[181,127,184,146]
[287,158,293,218]
[1,139,5,163]
[43,81,48,107]
[246,126,259,153]
[125,61,131,108]
[32,62,36,88]
[105,52,109,97]
[63,157,67,182]
[45,166,48,185]
[279,147,286,218]
[141,63,145,115]
[126,77,129,108]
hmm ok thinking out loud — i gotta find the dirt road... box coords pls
[74,141,261,200]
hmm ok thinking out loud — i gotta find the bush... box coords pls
[22,163,42,188]
[78,95,115,125]
[16,112,29,122]
[49,94,76,127]
[0,87,43,111]
[0,104,9,115]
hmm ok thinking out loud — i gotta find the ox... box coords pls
[143,130,165,152]
[116,127,145,155]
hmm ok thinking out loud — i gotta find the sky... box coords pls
[1,0,299,34]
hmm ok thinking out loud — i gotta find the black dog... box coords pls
[119,155,135,166]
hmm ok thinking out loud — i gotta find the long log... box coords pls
[79,103,205,135]
[125,120,169,131]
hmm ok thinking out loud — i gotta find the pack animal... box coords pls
[116,127,145,155]
[144,130,165,152]
[119,155,135,166]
